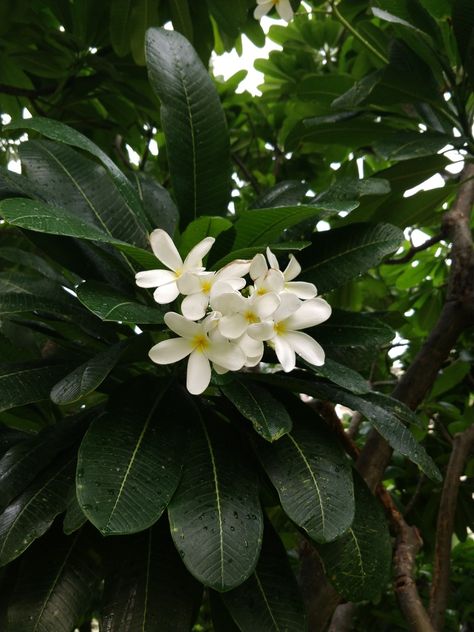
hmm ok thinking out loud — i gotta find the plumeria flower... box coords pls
[249,293,331,372]
[249,254,286,298]
[266,248,318,299]
[211,291,280,340]
[178,260,251,321]
[148,312,245,395]
[254,0,294,22]
[135,229,215,304]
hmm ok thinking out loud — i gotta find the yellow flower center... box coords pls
[192,334,209,353]
[273,321,286,335]
[200,280,212,293]
[174,268,182,278]
[256,287,267,296]
[244,310,258,324]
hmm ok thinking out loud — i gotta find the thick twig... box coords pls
[403,474,426,517]
[429,424,474,631]
[328,603,356,632]
[385,234,443,265]
[231,152,261,194]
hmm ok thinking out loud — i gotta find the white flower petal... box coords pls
[149,229,182,271]
[135,269,176,288]
[181,292,210,321]
[219,313,248,339]
[178,271,209,295]
[265,269,285,293]
[276,0,294,21]
[245,354,263,367]
[225,278,246,292]
[250,253,268,280]
[153,282,180,304]
[285,331,325,367]
[149,337,193,364]
[213,363,229,375]
[274,336,296,372]
[273,292,301,322]
[254,2,272,18]
[247,321,274,341]
[217,259,251,280]
[187,350,212,395]
[210,280,241,300]
[266,247,280,270]
[206,341,245,371]
[255,292,280,319]
[164,312,202,338]
[285,281,318,299]
[184,236,215,269]
[211,291,244,314]
[286,297,332,330]
[283,254,301,281]
[237,333,263,358]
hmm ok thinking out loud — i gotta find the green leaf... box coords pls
[0,166,44,201]
[252,181,308,209]
[179,216,233,257]
[311,359,371,395]
[299,223,403,293]
[110,0,133,56]
[257,397,354,544]
[146,28,231,225]
[452,0,474,82]
[373,132,456,161]
[133,172,179,238]
[76,281,164,324]
[0,454,75,566]
[63,491,87,535]
[430,360,471,399]
[220,378,292,442]
[6,527,100,632]
[232,203,359,250]
[314,310,395,348]
[7,117,150,230]
[102,522,202,631]
[50,342,126,405]
[0,363,69,414]
[286,116,398,151]
[168,410,263,591]
[77,378,184,535]
[19,140,149,248]
[221,521,307,631]
[255,374,441,481]
[0,416,88,510]
[169,0,194,43]
[316,474,391,601]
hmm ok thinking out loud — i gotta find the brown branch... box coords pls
[357,162,474,492]
[328,603,356,632]
[429,424,474,631]
[231,152,261,194]
[385,234,443,265]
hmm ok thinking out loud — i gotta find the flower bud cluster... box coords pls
[136,229,331,395]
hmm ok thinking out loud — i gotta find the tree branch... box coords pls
[232,152,261,194]
[385,234,443,265]
[429,423,474,631]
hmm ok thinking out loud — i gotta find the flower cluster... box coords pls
[136,229,331,395]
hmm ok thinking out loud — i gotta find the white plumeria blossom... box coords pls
[248,293,332,372]
[136,231,331,394]
[135,229,215,304]
[254,0,294,22]
[149,312,245,395]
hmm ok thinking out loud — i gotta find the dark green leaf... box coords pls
[452,0,474,82]
[6,527,100,632]
[254,374,441,481]
[0,454,75,566]
[314,310,395,348]
[76,281,164,324]
[221,378,292,442]
[232,203,359,250]
[311,359,371,394]
[19,140,148,248]
[299,223,403,293]
[0,416,88,510]
[373,132,456,161]
[257,399,354,543]
[179,216,233,257]
[133,171,179,238]
[146,28,231,225]
[168,410,263,591]
[77,378,184,535]
[63,491,87,535]
[169,0,194,43]
[252,181,308,209]
[222,520,307,631]
[0,363,69,414]
[212,241,311,270]
[110,0,133,56]
[102,521,202,631]
[317,474,391,601]
[50,342,126,405]
[7,117,150,230]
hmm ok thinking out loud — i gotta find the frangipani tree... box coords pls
[0,2,472,632]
